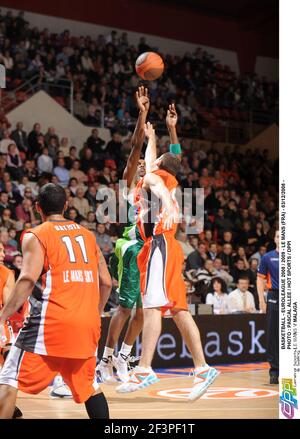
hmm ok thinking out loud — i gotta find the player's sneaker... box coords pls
[50,375,72,399]
[188,366,220,401]
[96,356,117,384]
[113,354,140,383]
[116,366,159,393]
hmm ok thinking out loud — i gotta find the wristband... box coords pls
[169,143,182,154]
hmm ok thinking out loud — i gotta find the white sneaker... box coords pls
[50,376,73,399]
[116,366,159,393]
[96,356,117,384]
[188,366,220,401]
[113,354,140,383]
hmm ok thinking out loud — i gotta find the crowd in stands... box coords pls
[0,10,279,138]
[0,10,279,315]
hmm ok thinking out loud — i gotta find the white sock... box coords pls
[102,346,114,361]
[119,342,132,360]
[194,364,209,374]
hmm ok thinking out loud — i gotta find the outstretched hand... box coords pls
[166,103,178,128]
[136,86,150,113]
[144,121,156,140]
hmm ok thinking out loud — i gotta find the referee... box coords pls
[257,230,279,384]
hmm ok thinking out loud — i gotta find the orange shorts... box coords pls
[137,234,188,313]
[0,345,98,403]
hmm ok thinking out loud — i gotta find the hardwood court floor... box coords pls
[16,362,278,419]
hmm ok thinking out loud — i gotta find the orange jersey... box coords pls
[15,220,101,359]
[0,264,13,308]
[135,169,179,240]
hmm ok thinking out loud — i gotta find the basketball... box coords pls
[135,52,164,80]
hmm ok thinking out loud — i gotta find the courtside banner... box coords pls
[280,0,300,420]
[99,315,267,366]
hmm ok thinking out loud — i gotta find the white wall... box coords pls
[7,91,111,150]
[1,6,240,74]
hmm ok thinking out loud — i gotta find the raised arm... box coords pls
[0,233,44,326]
[144,122,157,173]
[123,86,149,187]
[166,103,181,157]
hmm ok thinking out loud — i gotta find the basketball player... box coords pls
[99,88,182,383]
[0,183,112,419]
[117,123,219,401]
[0,242,23,418]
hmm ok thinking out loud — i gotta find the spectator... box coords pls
[250,245,267,264]
[0,131,15,154]
[23,159,39,181]
[215,208,233,234]
[208,241,218,260]
[206,277,229,314]
[105,132,123,163]
[177,230,195,257]
[28,123,42,158]
[231,258,250,284]
[1,208,16,229]
[85,185,98,211]
[213,257,234,286]
[73,187,90,218]
[10,122,28,154]
[44,127,59,146]
[69,160,88,184]
[186,259,215,303]
[0,228,18,263]
[59,137,70,157]
[86,129,105,158]
[6,143,23,180]
[37,147,53,174]
[65,206,81,223]
[228,276,256,314]
[94,223,114,261]
[217,243,234,272]
[65,146,78,169]
[86,211,97,231]
[0,191,14,216]
[80,147,94,173]
[73,92,88,122]
[8,228,18,250]
[53,158,70,187]
[15,199,38,226]
[186,241,208,271]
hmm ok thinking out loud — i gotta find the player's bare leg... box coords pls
[116,308,161,393]
[139,308,161,367]
[172,309,205,367]
[0,384,18,419]
[97,305,131,383]
[110,307,144,383]
[106,305,131,348]
[123,306,143,346]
